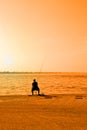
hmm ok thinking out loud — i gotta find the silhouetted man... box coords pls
[32,79,40,95]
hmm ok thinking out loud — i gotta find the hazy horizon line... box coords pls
[0,71,87,73]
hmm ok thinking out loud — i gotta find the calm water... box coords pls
[0,72,87,95]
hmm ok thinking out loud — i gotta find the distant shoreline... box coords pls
[0,72,87,74]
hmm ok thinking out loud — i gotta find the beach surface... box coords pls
[0,94,87,130]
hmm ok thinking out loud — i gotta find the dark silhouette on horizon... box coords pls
[31,79,40,95]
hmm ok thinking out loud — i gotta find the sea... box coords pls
[0,72,87,95]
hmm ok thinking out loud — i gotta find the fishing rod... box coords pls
[36,55,46,81]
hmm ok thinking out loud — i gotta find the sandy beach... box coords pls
[0,94,87,130]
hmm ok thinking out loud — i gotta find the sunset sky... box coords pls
[0,0,87,72]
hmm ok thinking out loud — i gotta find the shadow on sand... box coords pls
[28,94,63,99]
[28,94,87,99]
[75,95,85,99]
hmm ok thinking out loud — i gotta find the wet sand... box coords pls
[0,94,87,130]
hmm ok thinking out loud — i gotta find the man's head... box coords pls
[33,79,36,82]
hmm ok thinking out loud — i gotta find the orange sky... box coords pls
[0,0,87,72]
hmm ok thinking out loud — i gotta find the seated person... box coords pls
[32,79,40,95]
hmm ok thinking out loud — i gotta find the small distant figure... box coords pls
[32,79,40,95]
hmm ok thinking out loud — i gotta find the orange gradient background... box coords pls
[0,0,87,72]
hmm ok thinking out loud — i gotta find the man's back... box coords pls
[32,81,38,89]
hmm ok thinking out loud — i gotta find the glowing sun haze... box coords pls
[0,0,87,72]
